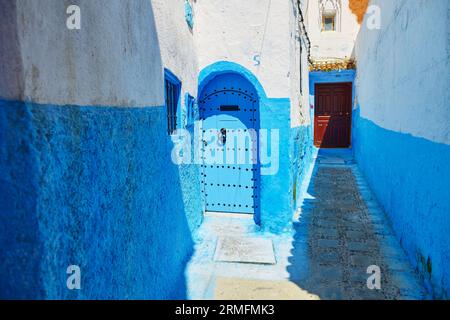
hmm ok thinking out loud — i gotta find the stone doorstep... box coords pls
[213,236,276,265]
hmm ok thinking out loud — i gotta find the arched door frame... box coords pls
[198,62,267,223]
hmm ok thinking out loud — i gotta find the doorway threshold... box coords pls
[205,211,254,219]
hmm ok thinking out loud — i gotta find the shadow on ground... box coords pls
[286,149,428,300]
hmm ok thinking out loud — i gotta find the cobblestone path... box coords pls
[289,152,428,299]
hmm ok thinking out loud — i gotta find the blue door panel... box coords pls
[200,74,259,214]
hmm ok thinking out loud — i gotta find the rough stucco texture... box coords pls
[152,0,199,98]
[259,98,292,233]
[194,0,291,98]
[290,125,313,212]
[0,0,164,107]
[354,0,450,144]
[0,100,202,299]
[353,0,450,298]
[353,110,450,298]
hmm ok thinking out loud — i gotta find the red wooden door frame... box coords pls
[314,82,352,148]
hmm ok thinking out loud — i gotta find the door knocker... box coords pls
[217,128,227,146]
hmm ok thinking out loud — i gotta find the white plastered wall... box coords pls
[355,0,450,145]
[0,0,165,107]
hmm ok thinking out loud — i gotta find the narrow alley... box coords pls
[187,150,428,300]
[0,0,448,302]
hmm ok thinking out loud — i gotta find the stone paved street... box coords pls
[186,150,429,300]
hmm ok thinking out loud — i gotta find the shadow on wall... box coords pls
[0,2,201,300]
[0,0,24,100]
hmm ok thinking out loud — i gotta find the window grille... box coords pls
[164,70,181,135]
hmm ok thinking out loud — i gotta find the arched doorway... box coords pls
[199,73,260,215]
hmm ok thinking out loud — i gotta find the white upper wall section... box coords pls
[355,0,450,145]
[306,0,360,60]
[152,0,198,99]
[290,0,312,127]
[194,0,292,98]
[0,0,166,107]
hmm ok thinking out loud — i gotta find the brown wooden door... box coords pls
[314,82,352,148]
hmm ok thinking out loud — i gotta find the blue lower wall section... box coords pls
[0,99,202,299]
[290,125,313,212]
[259,98,291,233]
[259,99,313,233]
[353,109,450,298]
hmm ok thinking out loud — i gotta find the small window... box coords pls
[323,15,335,31]
[164,70,181,135]
[185,93,197,127]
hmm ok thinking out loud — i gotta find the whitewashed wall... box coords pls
[152,0,199,103]
[195,0,310,128]
[306,0,360,60]
[289,0,312,126]
[194,0,291,99]
[355,0,450,144]
[0,0,164,107]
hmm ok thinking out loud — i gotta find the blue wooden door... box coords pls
[199,74,259,214]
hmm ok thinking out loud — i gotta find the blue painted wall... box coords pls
[352,0,450,298]
[309,70,356,91]
[0,99,202,299]
[353,109,450,298]
[290,125,313,212]
[259,97,291,233]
